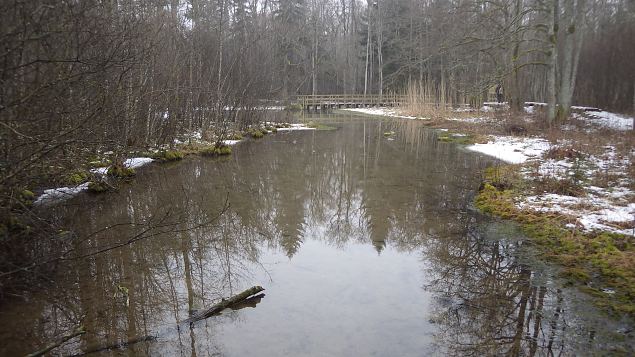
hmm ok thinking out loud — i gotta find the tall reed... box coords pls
[401,79,454,119]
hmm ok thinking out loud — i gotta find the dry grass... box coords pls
[534,176,586,197]
[544,146,585,161]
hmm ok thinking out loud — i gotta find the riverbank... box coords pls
[30,122,318,206]
[343,105,635,316]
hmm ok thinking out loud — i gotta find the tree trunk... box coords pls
[547,0,559,124]
[363,1,371,96]
[216,0,225,120]
[509,0,524,112]
[312,21,318,95]
[377,1,383,97]
[557,0,586,122]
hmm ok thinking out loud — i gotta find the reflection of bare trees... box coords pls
[423,217,622,356]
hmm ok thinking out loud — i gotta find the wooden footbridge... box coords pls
[297,94,407,110]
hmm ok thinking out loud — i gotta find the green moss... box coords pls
[66,170,89,185]
[4,215,28,233]
[251,130,264,139]
[20,190,34,201]
[201,145,232,156]
[562,267,591,284]
[229,133,244,140]
[217,146,232,155]
[107,165,135,178]
[165,150,184,161]
[89,159,111,168]
[475,164,635,317]
[88,181,109,193]
[16,189,35,207]
[152,150,184,162]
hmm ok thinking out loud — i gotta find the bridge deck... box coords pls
[297,94,407,110]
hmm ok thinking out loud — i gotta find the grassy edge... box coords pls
[476,165,635,317]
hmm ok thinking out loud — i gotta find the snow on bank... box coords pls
[342,107,423,120]
[92,157,154,175]
[584,111,634,131]
[481,102,509,112]
[447,117,491,123]
[125,157,154,168]
[518,194,634,237]
[34,183,90,206]
[222,140,241,146]
[35,157,155,206]
[466,136,551,164]
[524,145,634,235]
[467,137,634,236]
[276,123,316,131]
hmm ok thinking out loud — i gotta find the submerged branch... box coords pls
[74,286,265,356]
[25,325,85,357]
[183,285,266,324]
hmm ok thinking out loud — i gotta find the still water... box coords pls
[1,114,633,356]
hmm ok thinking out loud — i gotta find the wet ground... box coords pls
[1,113,633,356]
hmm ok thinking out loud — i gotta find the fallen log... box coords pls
[183,285,265,324]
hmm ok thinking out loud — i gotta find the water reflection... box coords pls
[0,115,632,356]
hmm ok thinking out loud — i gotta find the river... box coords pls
[0,113,632,356]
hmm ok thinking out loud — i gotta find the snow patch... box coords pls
[518,194,634,236]
[91,157,154,175]
[466,136,551,164]
[277,124,316,131]
[447,117,489,123]
[222,140,241,146]
[342,107,424,120]
[34,183,90,206]
[125,157,154,169]
[584,111,634,131]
